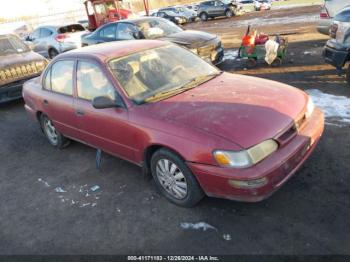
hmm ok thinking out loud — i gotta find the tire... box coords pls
[40,114,70,149]
[151,148,204,207]
[271,57,282,67]
[200,12,208,21]
[246,58,257,68]
[48,48,59,59]
[225,9,233,18]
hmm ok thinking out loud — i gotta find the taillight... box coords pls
[330,24,338,39]
[55,34,68,43]
[320,6,329,19]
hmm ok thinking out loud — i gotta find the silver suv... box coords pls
[197,0,241,21]
[317,0,350,35]
[25,24,88,59]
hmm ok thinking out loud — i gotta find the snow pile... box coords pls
[307,89,350,125]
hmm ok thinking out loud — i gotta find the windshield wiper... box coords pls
[143,72,222,103]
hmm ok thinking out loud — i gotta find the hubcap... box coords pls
[44,118,58,145]
[156,159,188,200]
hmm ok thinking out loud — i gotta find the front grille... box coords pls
[198,44,215,57]
[0,61,46,86]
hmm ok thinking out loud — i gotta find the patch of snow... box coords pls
[38,178,50,187]
[235,14,319,28]
[90,185,100,192]
[223,234,232,241]
[307,89,350,125]
[224,49,239,61]
[55,187,66,193]
[180,222,217,231]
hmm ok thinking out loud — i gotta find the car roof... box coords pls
[103,16,168,26]
[58,40,168,61]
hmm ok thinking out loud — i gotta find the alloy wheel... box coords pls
[156,159,188,200]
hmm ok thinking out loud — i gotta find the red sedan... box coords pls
[23,40,324,207]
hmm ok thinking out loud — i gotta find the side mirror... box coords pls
[92,92,125,109]
[92,96,117,109]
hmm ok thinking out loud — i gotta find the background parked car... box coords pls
[0,34,47,103]
[317,0,350,35]
[25,24,88,59]
[81,17,224,64]
[159,6,198,22]
[254,0,271,11]
[323,6,350,85]
[197,0,242,21]
[151,10,187,24]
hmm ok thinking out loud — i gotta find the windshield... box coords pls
[0,35,29,55]
[136,19,183,39]
[109,45,220,104]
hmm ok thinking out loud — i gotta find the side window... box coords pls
[77,61,115,101]
[99,24,117,39]
[116,23,137,40]
[31,29,41,39]
[50,60,74,95]
[40,28,52,38]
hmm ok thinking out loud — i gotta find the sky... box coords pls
[0,0,84,19]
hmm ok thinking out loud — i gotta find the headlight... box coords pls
[214,139,278,168]
[190,48,198,55]
[305,97,315,118]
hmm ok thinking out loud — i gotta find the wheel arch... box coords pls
[142,144,186,177]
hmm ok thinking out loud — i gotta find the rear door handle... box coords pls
[76,109,85,116]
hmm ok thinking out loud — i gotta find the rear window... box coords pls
[58,24,85,34]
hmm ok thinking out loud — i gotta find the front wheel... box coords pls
[40,114,70,149]
[200,12,208,21]
[151,148,204,207]
[225,9,233,18]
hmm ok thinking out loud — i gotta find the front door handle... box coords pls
[76,109,85,116]
[43,99,49,105]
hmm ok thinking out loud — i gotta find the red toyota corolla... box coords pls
[23,40,324,207]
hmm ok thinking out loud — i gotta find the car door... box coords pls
[29,28,46,56]
[98,23,118,43]
[214,0,226,16]
[41,59,81,139]
[74,59,136,162]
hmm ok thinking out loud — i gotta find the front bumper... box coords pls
[0,77,38,103]
[188,108,324,202]
[198,46,224,65]
[323,40,350,69]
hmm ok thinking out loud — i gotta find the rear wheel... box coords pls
[40,114,70,149]
[200,12,208,21]
[151,148,204,207]
[48,48,59,59]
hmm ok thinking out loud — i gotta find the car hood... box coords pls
[161,30,217,48]
[0,50,45,68]
[141,73,307,148]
